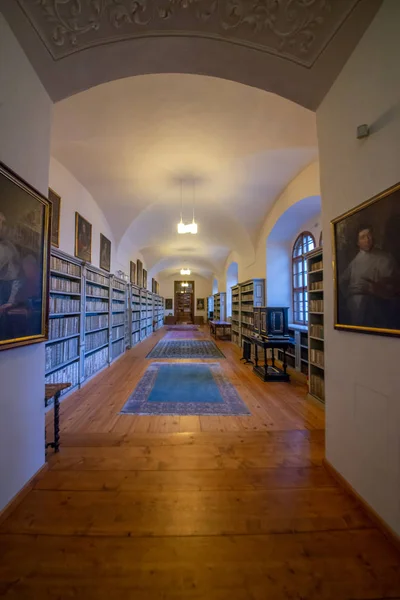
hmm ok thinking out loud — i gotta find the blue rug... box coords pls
[146,340,225,359]
[120,362,250,416]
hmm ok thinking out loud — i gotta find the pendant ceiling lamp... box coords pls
[177,180,198,234]
[180,268,191,275]
[181,281,189,287]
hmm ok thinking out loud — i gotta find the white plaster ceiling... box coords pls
[51,73,318,277]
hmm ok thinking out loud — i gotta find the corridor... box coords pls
[0,328,399,599]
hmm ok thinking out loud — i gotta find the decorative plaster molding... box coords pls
[18,0,358,65]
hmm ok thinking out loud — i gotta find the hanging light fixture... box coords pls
[180,268,191,275]
[177,180,198,234]
[181,281,189,287]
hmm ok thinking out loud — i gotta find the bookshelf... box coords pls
[46,249,164,403]
[45,249,83,398]
[213,292,226,321]
[207,295,214,322]
[111,276,127,362]
[230,279,265,349]
[307,247,324,403]
[84,265,110,379]
[231,284,240,345]
[131,283,141,346]
[277,324,308,377]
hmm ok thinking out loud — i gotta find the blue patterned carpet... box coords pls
[146,340,225,359]
[120,362,250,416]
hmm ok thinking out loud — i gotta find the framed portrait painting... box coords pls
[75,212,92,262]
[99,233,111,272]
[165,298,173,310]
[130,260,136,285]
[143,269,147,290]
[0,162,51,350]
[137,259,143,289]
[48,187,61,247]
[332,181,400,336]
[196,297,205,311]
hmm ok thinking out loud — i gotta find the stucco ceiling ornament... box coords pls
[19,0,355,66]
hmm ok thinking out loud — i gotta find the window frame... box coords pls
[292,231,316,325]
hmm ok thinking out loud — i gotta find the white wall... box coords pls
[0,15,52,511]
[159,274,212,319]
[317,0,400,536]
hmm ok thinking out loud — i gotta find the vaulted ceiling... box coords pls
[51,73,318,277]
[0,1,381,279]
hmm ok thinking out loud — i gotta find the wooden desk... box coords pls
[209,320,232,340]
[45,383,71,453]
[251,336,294,382]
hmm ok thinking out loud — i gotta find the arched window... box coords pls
[292,231,315,325]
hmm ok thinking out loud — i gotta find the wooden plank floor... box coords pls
[1,327,399,599]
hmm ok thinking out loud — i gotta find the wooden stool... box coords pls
[45,383,71,453]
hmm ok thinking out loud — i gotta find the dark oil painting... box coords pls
[75,212,92,263]
[130,260,136,285]
[49,188,61,247]
[99,233,111,272]
[332,182,400,336]
[0,163,51,350]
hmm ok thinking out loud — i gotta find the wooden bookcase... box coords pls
[307,247,324,403]
[45,248,164,402]
[231,285,240,345]
[230,278,265,349]
[213,292,226,321]
[277,324,308,377]
[46,249,83,398]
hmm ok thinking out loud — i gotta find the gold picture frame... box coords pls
[0,162,51,351]
[99,233,111,272]
[332,181,400,337]
[49,187,61,247]
[75,212,92,263]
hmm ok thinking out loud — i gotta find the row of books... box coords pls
[241,296,254,302]
[309,299,324,312]
[310,260,323,271]
[112,290,125,300]
[45,359,80,388]
[49,315,80,339]
[50,297,80,314]
[85,329,108,352]
[51,256,80,277]
[310,324,324,339]
[112,325,124,340]
[86,284,109,298]
[310,348,324,367]
[45,337,79,371]
[85,347,108,378]
[86,299,108,312]
[310,280,323,290]
[310,374,325,400]
[112,301,125,312]
[50,276,80,294]
[112,313,124,326]
[112,339,124,358]
[241,314,253,325]
[86,270,109,287]
[241,325,253,338]
[241,284,253,293]
[113,280,126,292]
[86,314,108,331]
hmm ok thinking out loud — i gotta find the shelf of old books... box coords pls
[45,249,83,397]
[111,276,127,362]
[131,283,141,346]
[140,289,148,341]
[231,285,240,345]
[237,279,265,349]
[307,247,325,403]
[84,265,110,379]
[146,290,153,337]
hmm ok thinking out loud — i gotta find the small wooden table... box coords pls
[209,320,232,340]
[251,335,294,382]
[45,383,71,453]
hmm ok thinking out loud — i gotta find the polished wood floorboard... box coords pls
[1,327,399,599]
